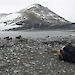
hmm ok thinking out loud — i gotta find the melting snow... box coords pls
[0,13,21,22]
[0,23,21,30]
[0,13,21,30]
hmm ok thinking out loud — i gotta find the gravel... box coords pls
[0,36,75,75]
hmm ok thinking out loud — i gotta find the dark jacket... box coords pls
[61,45,75,63]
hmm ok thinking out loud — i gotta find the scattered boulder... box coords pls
[16,35,22,39]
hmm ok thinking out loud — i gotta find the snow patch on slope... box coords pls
[5,13,21,21]
[27,4,67,23]
[0,23,21,30]
[0,13,21,30]
[0,13,21,22]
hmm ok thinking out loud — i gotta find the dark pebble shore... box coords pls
[0,35,75,75]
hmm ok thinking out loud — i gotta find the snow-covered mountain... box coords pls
[0,4,70,30]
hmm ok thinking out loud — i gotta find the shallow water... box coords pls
[0,30,75,38]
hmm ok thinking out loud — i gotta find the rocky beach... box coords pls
[0,2,74,75]
[0,34,75,75]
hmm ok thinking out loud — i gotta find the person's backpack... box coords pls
[63,45,75,63]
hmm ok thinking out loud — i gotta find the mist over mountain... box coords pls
[0,4,74,31]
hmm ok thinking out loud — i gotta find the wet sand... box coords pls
[0,36,75,75]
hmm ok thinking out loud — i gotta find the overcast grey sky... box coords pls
[0,0,75,22]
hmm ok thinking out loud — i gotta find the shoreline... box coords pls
[0,30,75,39]
[1,29,75,32]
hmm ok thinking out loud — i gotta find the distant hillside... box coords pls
[0,4,71,31]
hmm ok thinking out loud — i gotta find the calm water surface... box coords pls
[0,30,75,38]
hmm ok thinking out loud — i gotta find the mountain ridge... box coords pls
[0,4,72,31]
